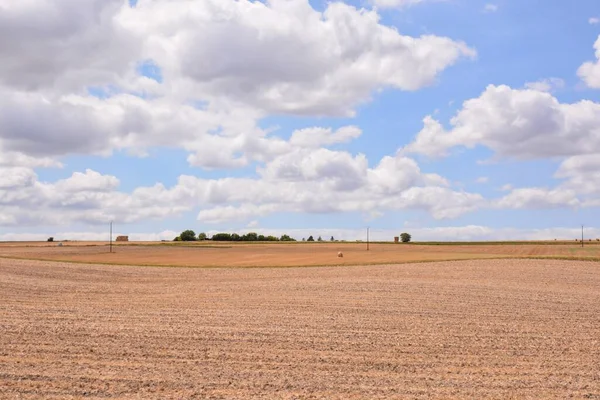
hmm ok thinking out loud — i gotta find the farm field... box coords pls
[0,257,599,399]
[1,241,600,268]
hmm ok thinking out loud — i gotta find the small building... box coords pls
[394,236,399,243]
[116,236,129,242]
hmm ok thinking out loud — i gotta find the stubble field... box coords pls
[0,256,599,399]
[2,241,600,268]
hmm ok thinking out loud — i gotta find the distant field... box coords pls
[2,241,600,268]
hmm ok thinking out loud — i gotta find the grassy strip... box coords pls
[1,254,599,270]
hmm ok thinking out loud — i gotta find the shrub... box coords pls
[307,236,315,242]
[198,232,207,241]
[280,234,295,242]
[174,236,182,242]
[400,232,412,243]
[212,233,232,241]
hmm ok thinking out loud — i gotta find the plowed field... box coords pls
[1,258,599,399]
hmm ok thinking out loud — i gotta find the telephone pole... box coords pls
[581,224,584,248]
[110,221,113,253]
[367,227,370,251]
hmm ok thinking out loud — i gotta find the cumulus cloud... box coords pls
[0,88,277,168]
[118,0,475,116]
[0,147,483,227]
[554,154,600,197]
[0,0,476,169]
[0,0,138,92]
[403,84,600,160]
[577,36,600,89]
[589,17,599,25]
[0,167,37,189]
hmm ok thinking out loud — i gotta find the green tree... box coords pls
[317,236,323,242]
[198,232,207,241]
[258,234,266,241]
[47,237,54,242]
[179,230,196,241]
[400,232,412,243]
[173,236,182,242]
[307,235,315,242]
[231,233,241,241]
[280,234,295,241]
[243,232,258,241]
[330,236,334,242]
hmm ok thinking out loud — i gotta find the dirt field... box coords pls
[2,241,600,268]
[1,258,599,399]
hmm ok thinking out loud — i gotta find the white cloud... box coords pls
[0,0,476,168]
[0,167,37,189]
[475,177,489,184]
[495,188,580,209]
[289,126,362,148]
[524,77,565,92]
[403,84,600,160]
[577,36,600,89]
[589,17,599,25]
[555,154,600,196]
[259,148,369,191]
[118,0,475,116]
[55,169,120,193]
[0,146,484,227]
[0,0,139,92]
[483,4,498,13]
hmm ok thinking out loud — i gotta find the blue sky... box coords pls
[1,0,600,241]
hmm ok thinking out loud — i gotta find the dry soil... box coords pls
[1,258,599,399]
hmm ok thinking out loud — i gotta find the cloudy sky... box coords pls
[1,0,600,242]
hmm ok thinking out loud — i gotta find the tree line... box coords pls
[174,230,412,243]
[174,230,296,242]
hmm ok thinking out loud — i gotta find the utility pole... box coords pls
[581,224,584,248]
[367,227,370,251]
[110,221,113,253]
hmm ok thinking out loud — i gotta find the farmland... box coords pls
[0,257,599,399]
[2,240,600,268]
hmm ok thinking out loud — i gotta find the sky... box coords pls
[1,0,600,242]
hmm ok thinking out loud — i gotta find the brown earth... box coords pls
[0,258,599,399]
[2,241,600,268]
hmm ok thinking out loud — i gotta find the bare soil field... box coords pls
[2,241,600,268]
[1,258,599,399]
